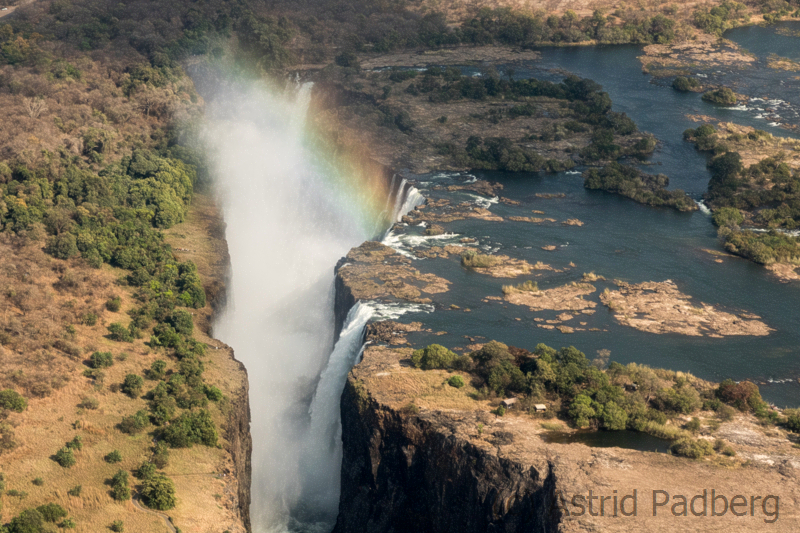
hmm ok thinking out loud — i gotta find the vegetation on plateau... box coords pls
[411,340,791,459]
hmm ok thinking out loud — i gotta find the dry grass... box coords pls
[502,280,539,295]
[0,198,247,533]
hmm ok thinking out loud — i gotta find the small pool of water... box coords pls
[541,429,672,453]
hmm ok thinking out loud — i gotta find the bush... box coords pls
[54,447,76,468]
[119,410,150,435]
[9,509,45,533]
[106,296,122,312]
[653,385,702,414]
[784,409,800,432]
[0,390,28,412]
[121,374,144,398]
[61,517,77,528]
[670,437,714,459]
[107,323,133,342]
[66,435,83,451]
[672,76,700,92]
[110,470,130,501]
[140,474,176,511]
[447,375,465,388]
[702,87,737,105]
[711,206,744,228]
[67,485,82,497]
[168,310,193,336]
[134,462,157,480]
[78,396,99,410]
[411,344,460,370]
[36,503,67,522]
[148,360,167,380]
[152,441,170,469]
[110,520,125,532]
[105,450,122,463]
[716,379,764,411]
[161,410,218,448]
[685,417,701,432]
[460,250,499,268]
[204,385,223,402]
[88,352,114,369]
[32,477,44,486]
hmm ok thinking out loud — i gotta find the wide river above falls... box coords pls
[388,22,800,407]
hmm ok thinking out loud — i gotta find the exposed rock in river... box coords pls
[599,280,772,337]
[504,282,597,312]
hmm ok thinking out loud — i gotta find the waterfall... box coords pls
[396,186,425,221]
[390,178,409,221]
[200,75,427,533]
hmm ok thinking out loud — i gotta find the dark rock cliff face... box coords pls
[227,370,253,533]
[333,381,563,533]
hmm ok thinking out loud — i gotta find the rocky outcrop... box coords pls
[334,380,562,533]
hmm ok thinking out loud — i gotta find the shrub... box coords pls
[653,385,702,414]
[119,410,150,435]
[37,503,67,522]
[107,323,133,342]
[31,477,44,486]
[152,441,170,469]
[140,474,176,510]
[672,76,700,92]
[121,374,144,398]
[786,408,800,432]
[54,447,76,468]
[106,297,122,312]
[161,410,218,448]
[110,520,125,532]
[685,417,701,432]
[670,437,714,459]
[716,379,764,411]
[78,396,99,410]
[134,462,157,480]
[148,360,168,380]
[9,509,46,533]
[81,312,99,326]
[105,450,122,463]
[714,439,736,456]
[168,310,193,336]
[204,385,223,402]
[711,207,744,228]
[110,470,130,501]
[66,436,83,451]
[460,250,499,268]
[0,390,28,412]
[447,375,465,388]
[411,344,460,370]
[67,485,82,497]
[88,352,114,369]
[702,87,737,105]
[61,517,77,528]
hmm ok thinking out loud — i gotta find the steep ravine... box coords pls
[334,381,562,533]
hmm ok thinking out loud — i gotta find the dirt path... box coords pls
[132,496,177,533]
[0,5,17,18]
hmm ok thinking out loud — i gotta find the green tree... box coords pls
[140,474,176,510]
[110,470,130,501]
[121,374,144,398]
[411,344,459,370]
[0,390,27,412]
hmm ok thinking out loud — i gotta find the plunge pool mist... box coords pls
[200,78,406,532]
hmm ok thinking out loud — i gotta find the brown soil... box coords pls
[599,280,772,337]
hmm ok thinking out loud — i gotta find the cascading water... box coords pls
[201,75,422,533]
